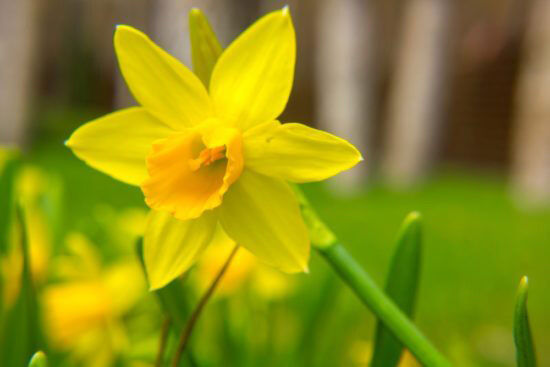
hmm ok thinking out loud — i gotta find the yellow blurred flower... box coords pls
[43,233,146,367]
[349,339,420,367]
[1,166,53,306]
[194,227,294,299]
[66,7,362,290]
[92,204,148,251]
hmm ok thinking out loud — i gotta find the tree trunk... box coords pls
[0,0,38,145]
[382,0,450,188]
[315,0,375,191]
[511,0,550,206]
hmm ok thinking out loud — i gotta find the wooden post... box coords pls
[511,0,550,206]
[382,0,450,188]
[0,0,38,145]
[113,0,151,108]
[315,0,375,190]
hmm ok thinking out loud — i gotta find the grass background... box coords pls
[23,107,550,366]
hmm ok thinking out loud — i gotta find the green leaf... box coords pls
[135,238,198,366]
[28,351,47,367]
[514,276,537,367]
[318,243,449,367]
[0,151,20,255]
[189,8,223,87]
[0,205,44,366]
[37,175,64,247]
[371,212,423,367]
[135,238,191,331]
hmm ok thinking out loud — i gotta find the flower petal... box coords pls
[114,25,213,129]
[66,107,173,186]
[209,8,296,130]
[243,121,363,182]
[189,8,223,87]
[219,170,309,273]
[143,210,218,290]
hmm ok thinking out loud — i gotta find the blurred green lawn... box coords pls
[27,108,550,367]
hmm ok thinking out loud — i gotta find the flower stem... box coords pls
[171,245,239,367]
[155,317,171,367]
[317,243,451,367]
[295,188,451,366]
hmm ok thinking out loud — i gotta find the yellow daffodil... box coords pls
[1,166,53,306]
[66,7,362,290]
[43,233,145,367]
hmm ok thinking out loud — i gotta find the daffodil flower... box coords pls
[66,8,362,290]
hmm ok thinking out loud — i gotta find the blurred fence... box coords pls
[0,0,549,204]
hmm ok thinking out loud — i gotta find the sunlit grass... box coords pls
[25,130,550,366]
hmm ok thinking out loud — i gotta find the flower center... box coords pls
[189,146,226,171]
[141,126,243,220]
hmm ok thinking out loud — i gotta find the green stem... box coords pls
[155,317,171,367]
[171,245,239,367]
[317,243,451,367]
[296,188,450,366]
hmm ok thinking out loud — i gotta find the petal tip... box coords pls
[149,278,172,292]
[146,268,172,291]
[114,24,141,43]
[280,5,292,20]
[190,7,202,16]
[114,24,130,33]
[148,283,159,292]
[148,280,166,292]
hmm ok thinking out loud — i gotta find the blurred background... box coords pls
[1,0,549,366]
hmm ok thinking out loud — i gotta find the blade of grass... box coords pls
[514,276,537,367]
[371,212,422,367]
[171,245,239,367]
[155,317,172,367]
[0,151,20,255]
[297,190,451,367]
[319,243,449,367]
[0,205,44,366]
[28,351,47,367]
[135,238,191,330]
[135,238,197,367]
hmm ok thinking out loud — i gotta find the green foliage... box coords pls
[514,276,537,367]
[0,206,44,366]
[135,238,198,367]
[0,151,20,255]
[371,212,422,367]
[28,351,48,367]
[295,187,337,249]
[135,238,191,332]
[318,242,450,367]
[21,128,550,366]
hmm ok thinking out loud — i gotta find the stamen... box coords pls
[189,146,226,171]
